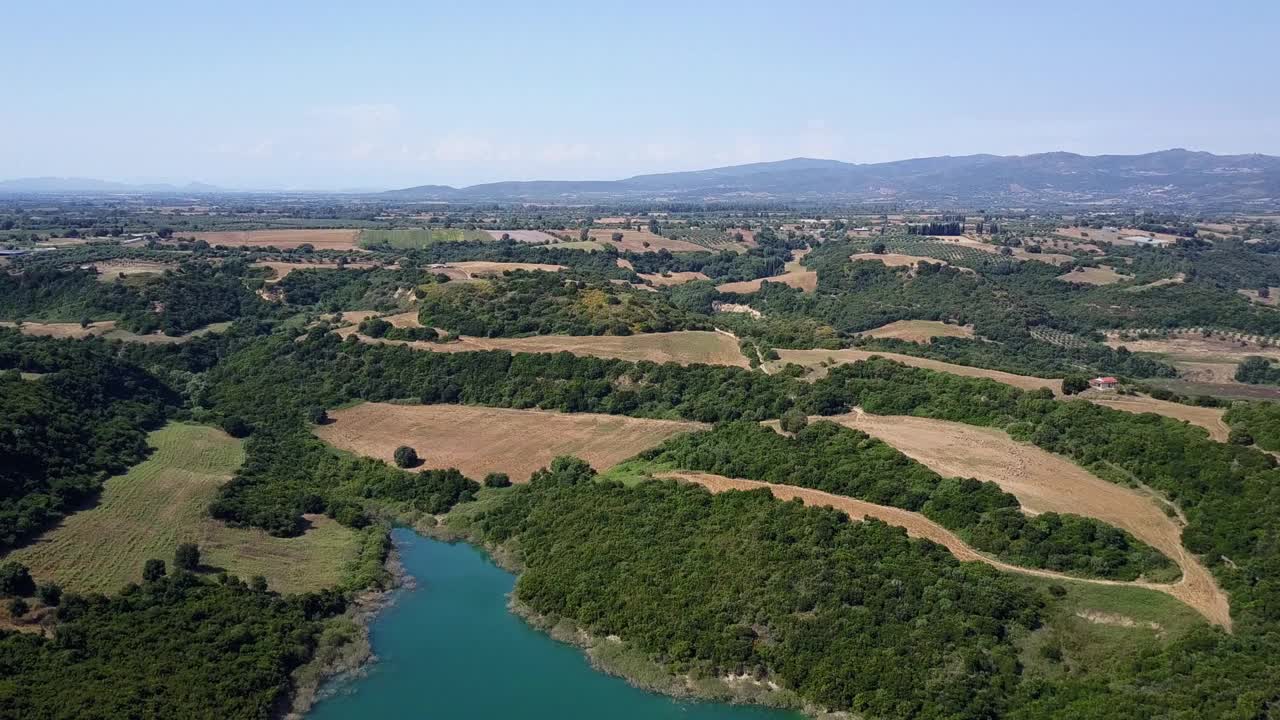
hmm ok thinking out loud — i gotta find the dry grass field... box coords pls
[859,320,974,344]
[638,271,710,286]
[1104,333,1280,364]
[340,324,750,367]
[254,260,376,281]
[447,261,563,278]
[90,260,175,281]
[8,423,358,595]
[484,230,560,243]
[1054,227,1181,247]
[570,228,707,253]
[316,403,704,482]
[1128,274,1186,292]
[1057,266,1131,285]
[0,320,231,344]
[1238,288,1280,306]
[768,348,1062,393]
[849,252,953,268]
[187,229,362,250]
[1080,392,1229,442]
[829,411,1229,628]
[716,250,817,293]
[664,470,1217,627]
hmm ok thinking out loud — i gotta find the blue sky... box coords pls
[4,1,1276,189]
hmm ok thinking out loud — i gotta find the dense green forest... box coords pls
[0,569,346,719]
[0,330,176,549]
[416,270,709,337]
[643,422,1176,580]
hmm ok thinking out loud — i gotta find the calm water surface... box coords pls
[308,528,800,720]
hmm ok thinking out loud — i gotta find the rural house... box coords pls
[1089,376,1118,391]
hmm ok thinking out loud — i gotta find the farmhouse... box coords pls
[1125,235,1172,247]
[1089,376,1118,391]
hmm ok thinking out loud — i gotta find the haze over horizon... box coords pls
[6,1,1277,190]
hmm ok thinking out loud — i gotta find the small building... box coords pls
[1089,376,1118,391]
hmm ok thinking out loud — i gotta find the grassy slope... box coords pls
[8,422,359,594]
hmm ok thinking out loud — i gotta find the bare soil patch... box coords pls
[859,320,974,344]
[769,348,1061,393]
[188,229,362,250]
[1057,266,1130,285]
[1079,392,1229,442]
[317,403,704,482]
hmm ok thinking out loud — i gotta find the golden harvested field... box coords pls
[1057,266,1131,285]
[1104,333,1280,364]
[0,320,117,339]
[341,325,750,367]
[1081,392,1229,442]
[188,229,362,250]
[571,229,706,253]
[850,252,952,268]
[484,229,559,243]
[829,411,1229,628]
[768,348,1062,393]
[8,423,358,595]
[1128,274,1186,292]
[665,470,1215,627]
[254,260,375,280]
[639,271,709,286]
[447,261,563,278]
[316,403,704,482]
[717,249,817,293]
[859,320,974,344]
[90,260,175,281]
[1054,227,1181,247]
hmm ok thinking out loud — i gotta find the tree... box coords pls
[394,445,420,468]
[484,472,512,488]
[871,242,887,254]
[250,575,269,592]
[221,416,251,438]
[0,562,35,597]
[174,543,201,572]
[307,406,329,425]
[143,559,167,582]
[1229,428,1255,446]
[1061,375,1090,395]
[611,232,623,243]
[36,582,62,606]
[780,409,809,434]
[7,597,29,618]
[579,228,590,242]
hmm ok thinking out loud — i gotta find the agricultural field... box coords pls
[8,423,359,595]
[186,229,362,250]
[849,252,960,270]
[445,260,564,278]
[1238,287,1280,306]
[567,228,707,253]
[89,260,175,281]
[357,228,492,248]
[1080,392,1230,442]
[0,320,232,344]
[315,403,704,482]
[1057,265,1132,285]
[254,259,377,281]
[858,319,974,344]
[1054,227,1182,246]
[483,229,559,243]
[1104,331,1280,365]
[769,347,1061,393]
[715,249,816,293]
[830,411,1229,627]
[637,270,709,286]
[340,325,750,367]
[1128,273,1186,292]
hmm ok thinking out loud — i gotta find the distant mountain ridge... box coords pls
[0,177,223,193]
[383,149,1280,208]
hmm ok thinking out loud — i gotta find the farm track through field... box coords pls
[665,470,1225,629]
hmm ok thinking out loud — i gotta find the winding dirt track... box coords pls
[826,411,1231,630]
[665,470,1228,629]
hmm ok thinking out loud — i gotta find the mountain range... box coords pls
[382,150,1280,208]
[3,150,1277,208]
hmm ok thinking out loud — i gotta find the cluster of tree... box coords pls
[0,567,346,719]
[358,316,439,342]
[0,330,177,549]
[906,221,963,236]
[1233,356,1280,385]
[277,266,437,310]
[416,271,709,337]
[1224,401,1280,451]
[643,422,1175,580]
[469,458,1045,719]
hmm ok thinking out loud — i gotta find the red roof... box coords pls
[1093,377,1118,384]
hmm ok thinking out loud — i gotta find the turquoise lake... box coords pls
[308,528,800,719]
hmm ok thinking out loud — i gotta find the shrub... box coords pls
[484,472,512,488]
[779,409,809,434]
[221,416,251,438]
[0,562,35,597]
[7,597,29,617]
[174,543,200,572]
[36,582,62,606]
[143,559,167,582]
[1061,375,1090,395]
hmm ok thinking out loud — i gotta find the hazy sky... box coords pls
[5,1,1277,189]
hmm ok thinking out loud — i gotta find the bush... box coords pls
[143,559,167,582]
[1061,375,1090,395]
[779,409,809,434]
[393,445,420,468]
[7,597,29,617]
[221,416,251,438]
[0,562,35,597]
[36,582,62,606]
[1229,428,1255,446]
[484,472,512,488]
[174,543,200,572]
